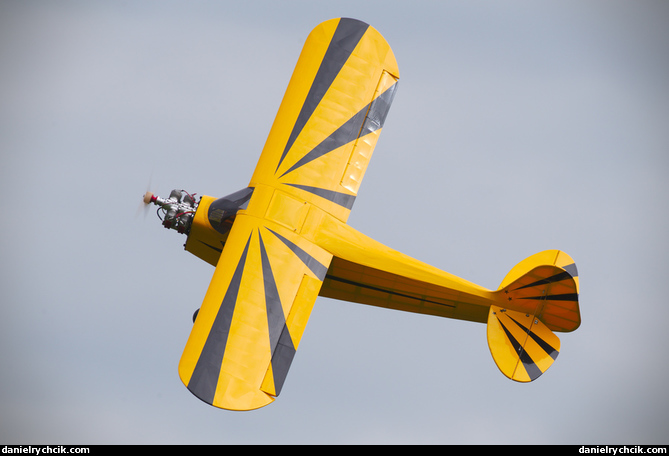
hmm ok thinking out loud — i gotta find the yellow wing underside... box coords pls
[250,17,399,223]
[178,214,332,410]
[179,18,399,410]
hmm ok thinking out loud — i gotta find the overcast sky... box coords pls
[2,0,668,445]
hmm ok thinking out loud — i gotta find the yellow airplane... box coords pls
[143,18,580,411]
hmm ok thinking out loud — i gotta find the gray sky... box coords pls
[2,0,668,444]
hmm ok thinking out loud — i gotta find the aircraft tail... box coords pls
[487,250,580,382]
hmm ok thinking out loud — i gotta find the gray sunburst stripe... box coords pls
[285,183,355,209]
[266,228,328,281]
[258,231,292,356]
[257,231,295,397]
[360,79,398,137]
[512,270,574,291]
[275,18,369,173]
[267,327,295,396]
[507,315,559,360]
[497,317,543,381]
[563,263,578,277]
[188,234,252,405]
[279,82,398,179]
[279,102,369,179]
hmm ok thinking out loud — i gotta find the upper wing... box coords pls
[178,214,332,410]
[249,17,399,222]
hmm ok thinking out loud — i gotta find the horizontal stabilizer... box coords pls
[487,305,560,382]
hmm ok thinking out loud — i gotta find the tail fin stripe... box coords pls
[507,315,559,360]
[562,263,578,277]
[512,271,573,291]
[519,293,578,302]
[497,318,543,381]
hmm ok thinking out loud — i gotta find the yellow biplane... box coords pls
[143,18,580,411]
